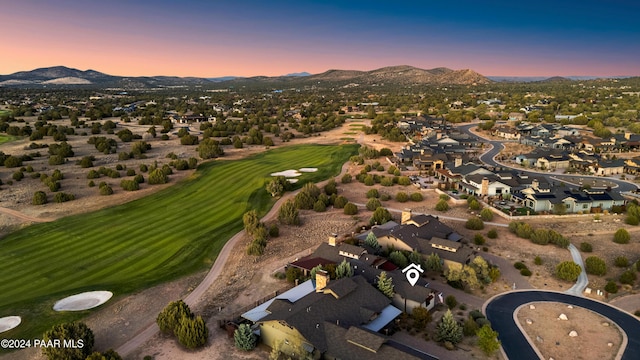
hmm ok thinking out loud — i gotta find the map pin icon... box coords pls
[406,269,419,286]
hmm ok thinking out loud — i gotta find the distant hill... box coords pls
[1,65,491,88]
[538,76,572,83]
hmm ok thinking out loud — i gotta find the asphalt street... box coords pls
[485,291,640,360]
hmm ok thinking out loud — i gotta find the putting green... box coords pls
[0,143,358,340]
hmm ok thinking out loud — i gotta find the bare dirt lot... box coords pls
[517,302,623,360]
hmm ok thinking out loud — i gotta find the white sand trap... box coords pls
[270,170,301,177]
[0,316,21,333]
[299,167,318,172]
[53,291,113,311]
[287,179,299,183]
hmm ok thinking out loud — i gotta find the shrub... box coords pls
[396,192,409,202]
[33,191,47,205]
[465,217,484,230]
[626,215,639,225]
[148,168,169,185]
[487,229,498,239]
[364,175,374,186]
[126,169,136,176]
[313,200,326,212]
[445,295,458,309]
[120,179,139,191]
[605,280,618,294]
[534,256,543,265]
[88,180,95,187]
[233,323,257,351]
[585,256,607,275]
[410,192,423,202]
[12,171,24,181]
[397,176,411,186]
[334,195,348,208]
[367,189,380,198]
[278,199,300,225]
[615,256,629,267]
[580,242,593,252]
[341,173,352,183]
[514,262,527,270]
[520,268,532,276]
[555,261,581,282]
[473,234,486,245]
[613,228,631,244]
[479,208,493,221]
[268,224,279,237]
[53,192,75,203]
[370,207,392,225]
[134,174,144,184]
[469,199,481,211]
[99,184,114,195]
[380,177,394,186]
[620,270,637,285]
[439,194,450,201]
[435,199,450,211]
[380,193,391,201]
[344,202,358,215]
[366,198,382,211]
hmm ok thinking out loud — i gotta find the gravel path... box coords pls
[0,206,55,222]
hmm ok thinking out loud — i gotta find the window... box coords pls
[583,204,588,209]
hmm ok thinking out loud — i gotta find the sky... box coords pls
[1,0,639,77]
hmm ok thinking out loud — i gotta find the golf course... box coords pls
[0,143,358,342]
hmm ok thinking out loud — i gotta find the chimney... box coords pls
[328,233,337,246]
[531,178,539,191]
[625,132,631,140]
[316,270,329,292]
[401,209,412,224]
[454,157,463,168]
[480,177,489,196]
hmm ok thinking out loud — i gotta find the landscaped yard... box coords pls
[0,144,358,342]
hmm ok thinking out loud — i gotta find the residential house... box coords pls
[493,126,521,140]
[514,187,625,213]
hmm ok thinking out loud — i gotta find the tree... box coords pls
[435,309,463,344]
[389,251,409,268]
[364,232,380,251]
[324,179,337,195]
[148,168,168,184]
[156,300,193,334]
[85,349,122,360]
[33,191,47,205]
[42,322,95,360]
[278,199,299,225]
[605,280,618,293]
[479,208,493,221]
[408,250,423,267]
[243,210,260,236]
[470,256,491,284]
[370,207,392,225]
[234,323,257,351]
[197,138,224,159]
[376,271,394,298]
[555,261,582,282]
[476,325,500,356]
[344,202,358,215]
[435,199,450,211]
[266,179,284,197]
[426,253,443,272]
[175,315,208,349]
[412,306,432,330]
[336,259,354,279]
[614,228,631,244]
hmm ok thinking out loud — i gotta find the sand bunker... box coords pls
[287,179,299,183]
[270,170,301,177]
[0,316,21,333]
[299,168,318,172]
[53,291,113,311]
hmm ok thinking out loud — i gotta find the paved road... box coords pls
[457,123,639,193]
[485,290,640,360]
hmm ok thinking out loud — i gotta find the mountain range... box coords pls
[0,65,493,89]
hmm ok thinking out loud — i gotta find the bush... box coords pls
[334,195,348,208]
[555,261,582,282]
[465,217,484,230]
[341,173,352,183]
[445,295,458,309]
[53,192,75,203]
[580,242,593,252]
[313,200,326,212]
[99,184,114,195]
[613,228,631,244]
[520,268,532,276]
[439,194,450,201]
[473,234,486,245]
[469,199,481,210]
[12,171,24,181]
[42,322,95,360]
[88,180,95,187]
[380,193,391,201]
[626,215,639,225]
[365,188,380,199]
[366,197,382,211]
[344,202,358,215]
[534,256,543,265]
[370,207,392,225]
[380,176,394,186]
[234,323,257,351]
[278,199,300,225]
[620,270,637,285]
[268,224,279,237]
[479,208,493,221]
[487,229,498,239]
[410,192,423,202]
[364,175,374,186]
[148,168,169,185]
[605,280,618,294]
[584,256,607,275]
[435,199,450,211]
[120,179,139,191]
[615,256,629,267]
[514,262,528,270]
[397,176,411,186]
[33,191,47,205]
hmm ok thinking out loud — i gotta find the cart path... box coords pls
[0,206,56,223]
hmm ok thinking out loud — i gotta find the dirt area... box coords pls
[517,302,623,360]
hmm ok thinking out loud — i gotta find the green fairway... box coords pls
[0,144,358,341]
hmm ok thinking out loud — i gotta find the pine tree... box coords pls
[176,315,208,349]
[476,324,500,355]
[42,322,95,360]
[364,231,380,251]
[436,309,463,344]
[336,259,354,279]
[156,300,193,334]
[376,271,394,298]
[234,323,257,351]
